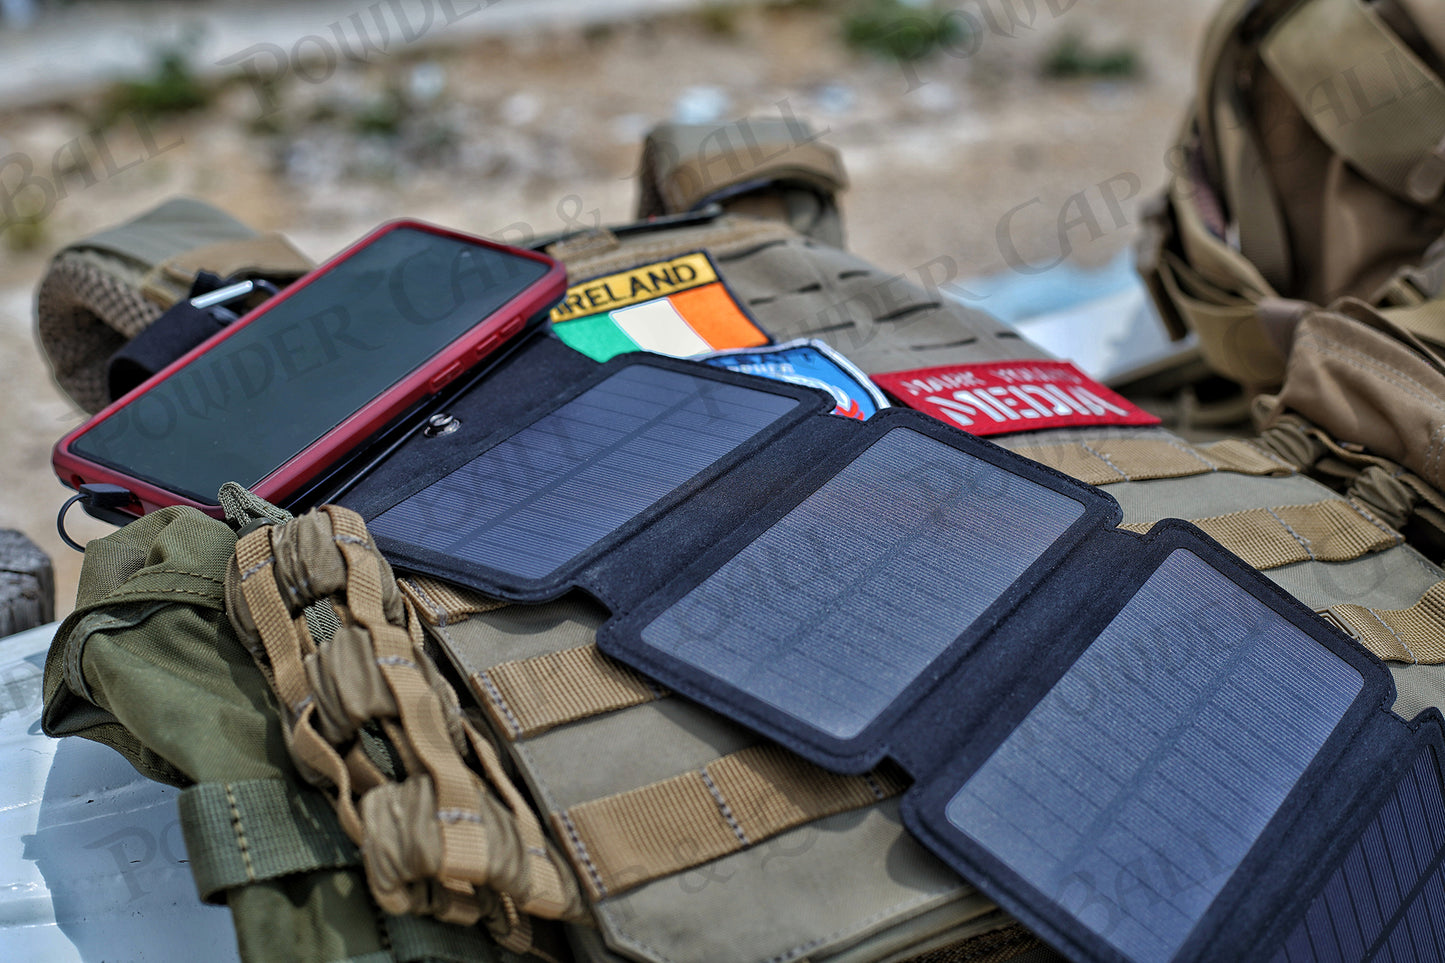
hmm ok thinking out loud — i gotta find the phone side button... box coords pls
[429,360,464,392]
[471,332,502,360]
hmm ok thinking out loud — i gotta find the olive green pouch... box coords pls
[40,505,522,963]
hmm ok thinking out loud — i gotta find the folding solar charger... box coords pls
[341,338,1445,963]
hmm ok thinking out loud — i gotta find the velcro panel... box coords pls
[1120,499,1401,569]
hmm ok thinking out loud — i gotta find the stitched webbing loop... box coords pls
[1119,498,1402,569]
[1328,580,1445,664]
[551,743,906,901]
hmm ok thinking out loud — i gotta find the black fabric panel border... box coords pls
[358,352,836,602]
[339,332,599,520]
[596,406,1123,774]
[900,520,1402,963]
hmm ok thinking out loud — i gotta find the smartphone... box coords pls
[53,219,566,519]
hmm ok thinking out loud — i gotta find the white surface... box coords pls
[0,622,239,962]
[1011,282,1198,386]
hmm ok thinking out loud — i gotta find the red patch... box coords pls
[872,361,1159,436]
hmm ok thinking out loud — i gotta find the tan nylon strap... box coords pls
[1262,0,1445,204]
[475,644,666,741]
[399,575,509,627]
[1213,59,1293,289]
[1014,436,1293,487]
[551,743,906,900]
[229,508,586,936]
[233,526,367,840]
[1381,298,1445,348]
[327,512,496,903]
[233,528,314,712]
[1328,580,1445,664]
[1120,498,1402,569]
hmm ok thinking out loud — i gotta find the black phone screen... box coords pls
[70,226,549,504]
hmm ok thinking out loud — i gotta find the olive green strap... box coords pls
[1262,0,1445,205]
[178,778,359,902]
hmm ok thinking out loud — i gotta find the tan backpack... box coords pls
[1138,0,1445,558]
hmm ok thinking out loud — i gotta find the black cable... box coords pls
[56,483,138,552]
[56,493,87,552]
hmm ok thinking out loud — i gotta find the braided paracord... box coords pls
[225,506,586,951]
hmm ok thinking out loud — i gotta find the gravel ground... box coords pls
[0,0,1221,615]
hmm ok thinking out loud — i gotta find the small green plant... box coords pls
[4,217,48,254]
[1041,33,1141,80]
[842,0,968,62]
[104,42,210,124]
[698,2,742,36]
[352,89,407,137]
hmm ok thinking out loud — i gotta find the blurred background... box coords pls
[0,0,1219,612]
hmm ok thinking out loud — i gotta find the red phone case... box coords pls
[53,219,566,519]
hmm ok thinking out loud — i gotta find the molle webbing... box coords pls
[440,632,909,897]
[476,644,666,741]
[179,778,360,900]
[1327,579,1445,663]
[550,743,906,901]
[1013,436,1293,486]
[398,573,510,625]
[225,506,585,954]
[1119,498,1402,569]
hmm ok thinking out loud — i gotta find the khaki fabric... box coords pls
[635,120,847,246]
[426,596,1016,963]
[1266,305,1445,491]
[1137,0,1445,562]
[1138,0,1445,386]
[35,196,312,413]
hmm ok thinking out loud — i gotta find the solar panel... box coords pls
[1271,743,1445,963]
[638,425,1087,739]
[944,548,1365,963]
[368,364,801,581]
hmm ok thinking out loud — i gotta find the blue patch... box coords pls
[699,338,888,420]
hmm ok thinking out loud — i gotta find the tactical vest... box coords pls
[42,204,1445,963]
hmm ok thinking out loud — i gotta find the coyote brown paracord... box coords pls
[224,505,586,956]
